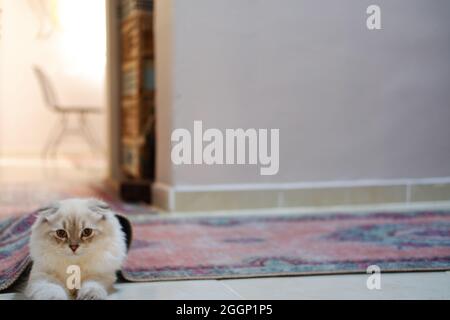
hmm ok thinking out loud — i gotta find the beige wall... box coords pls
[0,0,107,157]
[156,0,450,191]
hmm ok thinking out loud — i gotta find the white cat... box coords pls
[25,198,127,300]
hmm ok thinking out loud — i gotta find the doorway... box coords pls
[0,0,109,216]
[0,0,156,214]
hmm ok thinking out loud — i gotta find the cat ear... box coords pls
[88,199,111,220]
[36,204,59,223]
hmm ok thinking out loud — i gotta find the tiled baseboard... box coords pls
[153,180,450,212]
[409,184,450,202]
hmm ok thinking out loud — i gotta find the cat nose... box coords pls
[69,244,79,252]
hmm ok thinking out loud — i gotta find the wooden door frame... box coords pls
[105,0,122,184]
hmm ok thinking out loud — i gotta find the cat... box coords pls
[25,198,127,300]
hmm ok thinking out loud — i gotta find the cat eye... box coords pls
[55,229,67,239]
[81,228,93,238]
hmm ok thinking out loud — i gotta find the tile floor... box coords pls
[0,156,107,183]
[1,272,449,300]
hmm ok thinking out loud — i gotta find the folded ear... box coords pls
[88,198,111,219]
[36,204,59,223]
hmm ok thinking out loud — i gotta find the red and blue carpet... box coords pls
[1,209,449,291]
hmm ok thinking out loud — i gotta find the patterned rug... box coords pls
[1,209,450,291]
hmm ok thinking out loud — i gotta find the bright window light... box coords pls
[57,0,106,83]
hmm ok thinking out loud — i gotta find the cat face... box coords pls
[33,199,116,257]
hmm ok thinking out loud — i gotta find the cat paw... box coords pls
[26,283,69,300]
[77,282,108,300]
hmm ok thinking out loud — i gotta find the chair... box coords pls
[33,66,103,158]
